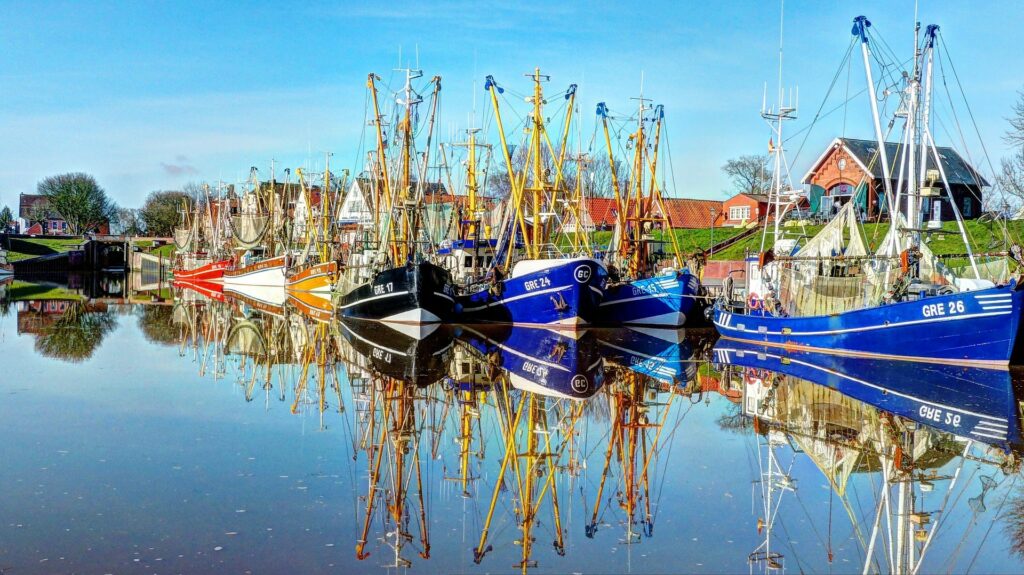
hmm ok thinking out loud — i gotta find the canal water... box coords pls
[2,277,1024,574]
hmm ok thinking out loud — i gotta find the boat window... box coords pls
[464,256,472,268]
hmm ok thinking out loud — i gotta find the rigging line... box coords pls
[964,474,1018,574]
[789,37,856,169]
[936,36,997,202]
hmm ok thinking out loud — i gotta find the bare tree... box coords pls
[995,149,1024,212]
[114,207,145,236]
[1006,89,1024,148]
[722,154,773,196]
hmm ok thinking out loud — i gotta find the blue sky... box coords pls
[1,0,1022,211]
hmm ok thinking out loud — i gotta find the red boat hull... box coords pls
[174,259,232,282]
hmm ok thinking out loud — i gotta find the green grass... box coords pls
[6,237,83,262]
[707,219,1024,261]
[559,227,747,254]
[151,244,176,258]
[7,280,83,301]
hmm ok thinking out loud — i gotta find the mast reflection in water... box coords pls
[2,277,1024,574]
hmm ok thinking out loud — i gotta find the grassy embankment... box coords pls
[6,279,83,301]
[559,227,749,255]
[5,237,84,262]
[707,219,1024,262]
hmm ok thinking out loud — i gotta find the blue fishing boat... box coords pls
[595,326,697,384]
[713,339,1023,449]
[591,100,700,327]
[456,257,607,327]
[599,272,699,327]
[715,16,1024,369]
[454,323,605,399]
[715,281,1024,368]
[453,72,608,327]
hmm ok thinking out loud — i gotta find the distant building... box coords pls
[654,198,725,229]
[721,193,771,226]
[18,193,110,235]
[801,137,987,221]
[20,193,68,235]
[565,197,726,232]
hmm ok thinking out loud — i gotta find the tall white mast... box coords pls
[852,16,895,216]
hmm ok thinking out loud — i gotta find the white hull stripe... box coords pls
[717,344,1009,422]
[458,325,572,372]
[716,309,1012,337]
[341,322,409,356]
[433,291,455,302]
[338,289,407,310]
[460,285,569,312]
[599,292,672,306]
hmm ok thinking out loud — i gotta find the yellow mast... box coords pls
[367,74,397,264]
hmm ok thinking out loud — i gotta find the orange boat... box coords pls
[288,290,335,323]
[285,260,337,294]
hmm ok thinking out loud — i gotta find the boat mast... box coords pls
[367,73,396,265]
[852,16,896,222]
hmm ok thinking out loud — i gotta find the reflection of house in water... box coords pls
[16,299,100,335]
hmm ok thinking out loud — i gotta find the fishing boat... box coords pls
[455,71,607,327]
[223,167,289,288]
[336,70,455,325]
[713,18,1024,369]
[337,317,454,387]
[714,339,1021,446]
[285,163,342,296]
[593,100,699,326]
[718,340,1023,573]
[172,186,232,281]
[596,326,699,385]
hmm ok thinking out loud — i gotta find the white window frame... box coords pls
[729,206,751,221]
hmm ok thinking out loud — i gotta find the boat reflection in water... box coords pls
[713,340,1024,574]
[155,281,1024,573]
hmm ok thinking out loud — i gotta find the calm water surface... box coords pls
[2,279,1024,574]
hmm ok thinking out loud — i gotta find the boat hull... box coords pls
[338,318,455,386]
[223,255,288,288]
[455,324,605,399]
[173,279,225,302]
[598,272,698,327]
[287,291,334,323]
[173,258,232,282]
[455,258,606,327]
[286,261,337,293]
[713,282,1024,368]
[337,261,454,324]
[713,339,1021,449]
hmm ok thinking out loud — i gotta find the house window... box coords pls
[963,196,973,218]
[729,206,751,221]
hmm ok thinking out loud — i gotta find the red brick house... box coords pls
[721,193,770,226]
[19,193,110,235]
[801,137,987,220]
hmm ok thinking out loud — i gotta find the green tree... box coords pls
[0,205,13,231]
[136,305,177,345]
[140,190,192,236]
[37,172,116,234]
[33,301,118,363]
